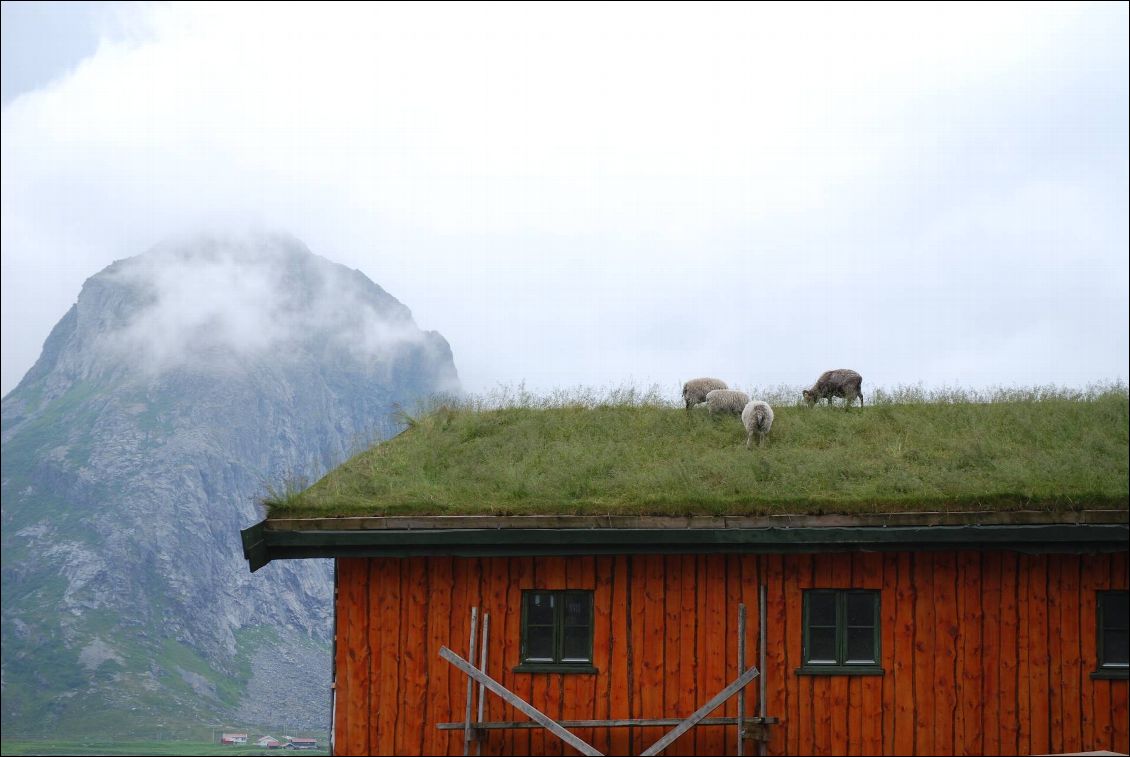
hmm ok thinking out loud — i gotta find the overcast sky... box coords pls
[2,1,1127,400]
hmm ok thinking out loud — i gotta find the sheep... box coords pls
[682,377,728,410]
[705,388,750,415]
[802,369,864,409]
[742,400,775,448]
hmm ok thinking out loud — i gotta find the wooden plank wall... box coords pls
[334,550,1129,756]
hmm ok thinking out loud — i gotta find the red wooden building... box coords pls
[243,510,1129,756]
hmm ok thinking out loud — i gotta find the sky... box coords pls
[2,1,1127,400]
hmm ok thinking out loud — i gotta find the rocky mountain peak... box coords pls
[1,233,460,737]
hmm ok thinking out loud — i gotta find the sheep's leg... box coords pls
[746,430,754,449]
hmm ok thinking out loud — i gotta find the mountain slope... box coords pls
[1,232,459,737]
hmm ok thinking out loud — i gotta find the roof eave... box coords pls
[241,510,1129,572]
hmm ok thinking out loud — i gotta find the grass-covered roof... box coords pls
[264,386,1129,519]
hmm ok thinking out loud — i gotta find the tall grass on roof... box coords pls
[453,381,673,411]
[264,382,1129,519]
[434,380,1128,412]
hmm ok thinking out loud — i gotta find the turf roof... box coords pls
[264,392,1129,519]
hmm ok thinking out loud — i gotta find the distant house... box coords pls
[285,737,319,750]
[257,735,282,748]
[220,733,248,745]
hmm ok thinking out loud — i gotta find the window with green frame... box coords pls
[516,590,596,673]
[797,589,883,676]
[1093,590,1129,680]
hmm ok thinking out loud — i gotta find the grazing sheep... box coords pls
[742,400,775,448]
[802,369,864,409]
[682,377,728,410]
[705,388,750,415]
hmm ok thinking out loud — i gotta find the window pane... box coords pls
[527,593,555,625]
[846,626,877,663]
[808,593,836,626]
[808,627,837,663]
[561,626,591,662]
[564,594,590,626]
[847,594,876,627]
[525,626,555,662]
[1103,593,1129,630]
[1103,630,1129,666]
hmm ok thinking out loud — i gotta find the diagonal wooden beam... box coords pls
[639,664,761,756]
[439,646,604,757]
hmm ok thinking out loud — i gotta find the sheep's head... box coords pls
[802,389,817,407]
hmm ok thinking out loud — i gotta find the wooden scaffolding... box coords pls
[438,587,777,756]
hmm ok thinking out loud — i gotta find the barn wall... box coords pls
[333,551,1129,756]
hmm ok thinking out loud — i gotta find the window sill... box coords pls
[1090,668,1129,680]
[513,664,598,675]
[795,665,885,677]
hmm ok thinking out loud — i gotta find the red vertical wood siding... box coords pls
[334,550,1130,756]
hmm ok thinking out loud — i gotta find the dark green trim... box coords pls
[796,666,885,676]
[1095,590,1129,677]
[801,589,881,674]
[513,664,599,675]
[241,521,269,572]
[518,589,595,671]
[1089,669,1129,680]
[241,522,1129,571]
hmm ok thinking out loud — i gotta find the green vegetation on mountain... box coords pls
[0,739,327,756]
[2,233,459,739]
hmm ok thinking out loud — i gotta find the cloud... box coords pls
[2,1,1127,397]
[88,232,444,382]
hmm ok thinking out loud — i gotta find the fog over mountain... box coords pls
[4,3,1126,399]
[1,232,459,737]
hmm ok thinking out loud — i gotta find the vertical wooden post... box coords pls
[759,584,767,757]
[440,646,604,757]
[639,664,761,756]
[463,607,479,756]
[738,603,746,757]
[476,613,490,756]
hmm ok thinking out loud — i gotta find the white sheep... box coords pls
[742,400,775,448]
[682,377,728,410]
[705,388,750,415]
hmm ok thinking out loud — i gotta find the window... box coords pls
[1094,591,1129,680]
[798,589,883,675]
[516,590,596,673]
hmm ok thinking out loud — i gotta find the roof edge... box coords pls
[241,512,1129,572]
[262,509,1129,532]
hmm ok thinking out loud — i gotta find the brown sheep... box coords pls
[802,369,863,409]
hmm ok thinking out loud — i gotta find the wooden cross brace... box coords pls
[439,646,760,756]
[440,646,602,756]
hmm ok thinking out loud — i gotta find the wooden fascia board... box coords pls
[263,509,1129,531]
[241,520,1129,571]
